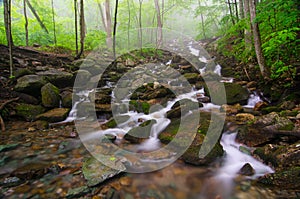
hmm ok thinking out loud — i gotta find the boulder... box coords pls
[41,83,60,108]
[166,99,203,119]
[36,108,70,123]
[235,113,255,124]
[14,75,47,96]
[129,100,150,114]
[124,120,156,144]
[205,82,249,105]
[36,69,73,88]
[60,90,73,108]
[15,103,45,121]
[74,70,92,85]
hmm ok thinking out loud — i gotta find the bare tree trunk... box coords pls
[75,0,85,59]
[105,0,112,48]
[51,0,57,46]
[74,0,78,54]
[127,0,131,48]
[226,0,235,25]
[249,0,268,77]
[23,0,29,46]
[234,0,239,22]
[113,0,119,59]
[154,0,163,48]
[198,0,206,39]
[4,0,13,78]
[239,0,244,19]
[243,0,251,49]
[138,0,143,50]
[25,0,49,34]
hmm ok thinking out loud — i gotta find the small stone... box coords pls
[119,176,132,186]
[27,127,36,132]
[238,163,255,176]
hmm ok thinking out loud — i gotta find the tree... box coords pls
[113,0,119,58]
[98,0,112,48]
[23,0,29,46]
[74,0,79,54]
[51,0,57,46]
[154,0,163,48]
[249,0,269,77]
[75,0,85,59]
[25,0,49,34]
[3,0,13,78]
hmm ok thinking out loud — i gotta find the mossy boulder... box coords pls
[204,82,249,105]
[15,103,46,121]
[124,120,156,143]
[60,90,73,108]
[41,83,60,108]
[36,69,73,88]
[129,100,150,114]
[74,70,92,85]
[183,73,200,84]
[14,75,47,97]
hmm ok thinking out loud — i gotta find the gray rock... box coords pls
[14,75,47,96]
[37,69,73,88]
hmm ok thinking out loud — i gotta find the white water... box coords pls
[244,91,263,108]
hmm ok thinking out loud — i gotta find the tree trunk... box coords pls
[227,0,235,25]
[198,0,206,39]
[113,0,119,59]
[25,0,49,34]
[234,0,239,22]
[104,0,112,48]
[243,0,251,49]
[74,0,78,54]
[75,0,85,59]
[138,0,143,50]
[127,0,131,48]
[239,0,244,19]
[51,0,57,46]
[3,0,13,78]
[23,0,29,46]
[154,0,163,48]
[249,0,268,77]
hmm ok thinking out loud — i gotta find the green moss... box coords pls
[129,100,150,114]
[106,118,117,128]
[15,103,46,121]
[279,123,294,131]
[261,106,282,114]
[254,147,278,167]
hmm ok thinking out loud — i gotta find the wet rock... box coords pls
[74,69,92,84]
[36,108,70,123]
[105,115,130,128]
[12,162,51,180]
[258,167,300,189]
[82,157,125,187]
[14,75,47,96]
[30,120,49,130]
[60,90,73,108]
[238,163,255,176]
[220,104,243,115]
[124,120,156,143]
[236,125,275,147]
[183,73,200,84]
[205,82,249,105]
[0,176,23,188]
[141,87,175,100]
[92,90,112,104]
[41,83,60,108]
[66,186,90,199]
[253,101,268,111]
[95,104,112,113]
[0,143,19,152]
[36,69,73,88]
[166,99,203,119]
[235,113,255,124]
[15,103,46,121]
[201,71,222,82]
[129,100,150,114]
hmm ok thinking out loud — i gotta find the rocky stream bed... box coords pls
[0,44,300,198]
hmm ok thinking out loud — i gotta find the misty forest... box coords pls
[0,0,299,198]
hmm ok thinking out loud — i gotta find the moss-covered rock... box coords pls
[41,83,60,108]
[166,99,203,119]
[15,103,46,121]
[183,73,200,84]
[36,69,73,88]
[124,120,156,143]
[129,100,150,114]
[60,90,73,108]
[14,75,47,97]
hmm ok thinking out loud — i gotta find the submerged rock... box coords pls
[66,186,90,199]
[82,157,125,187]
